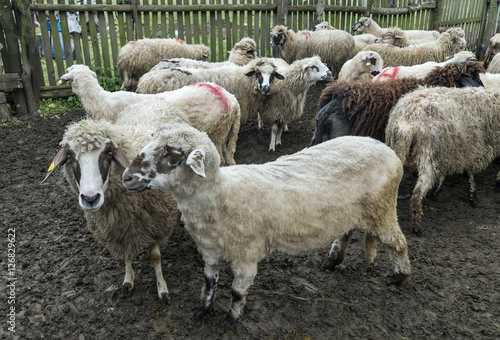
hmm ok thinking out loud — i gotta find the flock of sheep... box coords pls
[41,16,500,329]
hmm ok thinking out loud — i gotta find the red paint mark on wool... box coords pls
[376,67,400,81]
[128,41,137,45]
[425,104,439,118]
[190,83,231,111]
[176,39,186,44]
[299,31,312,40]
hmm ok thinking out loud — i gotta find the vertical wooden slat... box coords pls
[254,0,261,57]
[216,0,224,61]
[224,0,232,56]
[151,0,159,38]
[106,0,119,69]
[47,10,65,76]
[160,0,168,38]
[209,5,216,61]
[168,0,176,38]
[177,3,185,41]
[200,0,208,46]
[143,0,151,38]
[38,10,56,85]
[95,0,111,75]
[184,0,193,44]
[193,0,201,44]
[126,1,134,41]
[117,10,127,46]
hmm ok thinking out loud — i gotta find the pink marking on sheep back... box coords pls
[376,67,400,81]
[189,83,231,111]
[425,104,439,118]
[176,39,186,44]
[299,31,312,40]
[128,41,137,45]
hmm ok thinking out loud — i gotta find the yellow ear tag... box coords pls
[58,79,63,85]
[366,62,371,66]
[48,162,55,172]
[365,23,369,26]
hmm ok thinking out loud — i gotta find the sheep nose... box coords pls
[122,173,150,193]
[371,70,380,76]
[81,193,100,207]
[260,85,270,96]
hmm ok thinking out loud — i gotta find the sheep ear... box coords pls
[186,149,206,178]
[113,148,130,169]
[362,58,372,66]
[394,33,404,39]
[274,72,285,80]
[365,18,371,26]
[40,145,71,184]
[245,70,256,77]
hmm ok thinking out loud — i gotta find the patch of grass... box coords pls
[37,95,83,119]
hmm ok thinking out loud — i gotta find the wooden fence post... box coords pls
[478,0,499,60]
[275,0,288,26]
[314,0,325,27]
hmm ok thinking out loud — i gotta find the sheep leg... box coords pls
[364,232,378,263]
[410,174,435,235]
[468,173,479,207]
[376,228,411,285]
[116,258,135,299]
[195,263,219,322]
[427,176,445,201]
[150,243,170,303]
[325,230,354,271]
[224,262,258,329]
[257,112,263,129]
[276,123,284,146]
[269,123,278,152]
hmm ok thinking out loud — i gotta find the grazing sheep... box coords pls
[152,37,257,70]
[270,25,355,76]
[122,123,411,329]
[258,56,333,151]
[40,102,190,300]
[338,50,384,81]
[362,27,467,67]
[58,65,241,165]
[483,33,500,64]
[486,51,500,74]
[385,86,500,233]
[352,16,440,45]
[117,38,210,90]
[373,51,478,82]
[374,27,409,47]
[312,61,485,144]
[136,58,284,124]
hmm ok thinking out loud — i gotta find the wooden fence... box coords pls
[0,0,498,121]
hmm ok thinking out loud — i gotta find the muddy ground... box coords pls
[1,83,499,340]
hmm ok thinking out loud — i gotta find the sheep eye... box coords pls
[311,65,319,71]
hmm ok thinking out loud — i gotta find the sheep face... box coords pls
[42,132,130,212]
[57,64,98,88]
[270,25,288,48]
[445,27,467,50]
[352,17,371,33]
[246,60,285,96]
[123,125,217,194]
[302,57,333,81]
[314,21,334,31]
[374,28,407,47]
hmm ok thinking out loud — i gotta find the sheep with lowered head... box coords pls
[374,27,409,47]
[362,27,467,67]
[270,25,355,76]
[152,37,257,70]
[338,50,384,81]
[117,38,210,90]
[352,16,440,45]
[386,85,500,234]
[122,123,411,329]
[40,101,191,301]
[373,50,477,82]
[58,64,241,165]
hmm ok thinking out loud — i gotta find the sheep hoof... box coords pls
[324,258,343,272]
[112,282,134,300]
[411,222,423,236]
[223,314,238,330]
[159,292,171,305]
[390,272,408,286]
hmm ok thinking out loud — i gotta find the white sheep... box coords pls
[479,72,500,87]
[58,64,241,165]
[270,25,356,76]
[486,51,500,74]
[362,27,467,67]
[372,50,477,82]
[352,16,440,45]
[117,38,210,90]
[374,27,409,47]
[40,102,191,301]
[338,50,384,81]
[152,37,257,70]
[122,123,411,329]
[313,21,336,31]
[312,21,376,53]
[136,58,285,124]
[385,86,500,234]
[258,56,333,151]
[483,33,500,64]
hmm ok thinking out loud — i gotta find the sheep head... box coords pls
[270,25,289,48]
[41,121,130,212]
[123,124,218,195]
[443,27,467,50]
[352,17,371,32]
[57,64,98,85]
[244,58,285,96]
[314,21,334,31]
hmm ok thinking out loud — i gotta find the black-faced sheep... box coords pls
[122,123,411,329]
[361,27,467,67]
[270,25,355,76]
[373,51,477,82]
[136,58,284,125]
[40,102,190,301]
[117,38,210,90]
[58,65,241,166]
[385,86,500,234]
